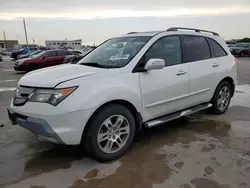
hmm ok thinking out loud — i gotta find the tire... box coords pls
[210,81,232,115]
[239,51,244,57]
[83,104,136,162]
[27,64,39,72]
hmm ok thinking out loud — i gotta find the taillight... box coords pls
[234,57,238,64]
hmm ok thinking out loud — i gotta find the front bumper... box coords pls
[8,108,64,144]
[14,64,27,71]
[8,101,95,145]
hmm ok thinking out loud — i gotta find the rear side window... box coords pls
[58,51,72,56]
[207,38,227,58]
[43,51,57,57]
[182,35,211,62]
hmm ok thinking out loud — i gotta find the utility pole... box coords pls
[3,30,7,48]
[23,18,29,45]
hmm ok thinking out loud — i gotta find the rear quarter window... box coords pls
[207,38,227,58]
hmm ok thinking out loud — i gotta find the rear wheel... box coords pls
[210,81,232,115]
[83,104,136,162]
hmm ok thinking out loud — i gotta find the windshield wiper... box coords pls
[80,62,117,68]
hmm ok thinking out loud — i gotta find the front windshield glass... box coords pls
[30,51,46,58]
[235,43,244,47]
[78,36,151,68]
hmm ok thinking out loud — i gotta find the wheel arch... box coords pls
[81,99,143,144]
[217,77,235,97]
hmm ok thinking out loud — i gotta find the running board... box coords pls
[145,103,212,128]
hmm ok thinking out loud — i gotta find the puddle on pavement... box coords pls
[68,118,232,188]
[23,146,84,176]
[2,116,250,188]
[190,178,229,188]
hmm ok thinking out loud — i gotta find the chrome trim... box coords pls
[189,88,210,96]
[145,103,212,128]
[145,94,190,108]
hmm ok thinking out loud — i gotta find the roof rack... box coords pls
[167,27,219,36]
[127,32,137,34]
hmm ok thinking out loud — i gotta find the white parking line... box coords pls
[0,79,17,83]
[2,69,14,72]
[0,87,16,92]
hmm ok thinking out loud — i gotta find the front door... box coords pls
[41,51,58,67]
[139,35,190,121]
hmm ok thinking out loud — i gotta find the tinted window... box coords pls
[207,38,227,58]
[29,47,37,51]
[58,51,72,56]
[43,51,57,57]
[182,36,210,62]
[144,36,182,66]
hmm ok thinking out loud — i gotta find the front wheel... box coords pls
[27,64,39,72]
[83,104,136,162]
[210,81,232,115]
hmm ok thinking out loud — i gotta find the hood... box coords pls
[18,64,105,88]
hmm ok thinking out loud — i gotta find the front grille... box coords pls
[13,86,35,106]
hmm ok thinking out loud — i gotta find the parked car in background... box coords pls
[14,49,74,71]
[227,44,235,48]
[229,43,250,57]
[8,27,237,161]
[1,48,13,56]
[17,50,44,60]
[63,48,94,64]
[11,47,40,60]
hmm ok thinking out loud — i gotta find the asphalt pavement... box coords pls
[0,57,250,188]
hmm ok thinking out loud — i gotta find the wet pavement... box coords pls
[0,57,250,188]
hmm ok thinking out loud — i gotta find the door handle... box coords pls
[212,63,219,67]
[176,70,187,76]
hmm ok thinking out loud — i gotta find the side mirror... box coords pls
[41,56,45,59]
[144,58,165,71]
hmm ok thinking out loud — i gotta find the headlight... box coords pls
[28,87,77,106]
[16,60,24,65]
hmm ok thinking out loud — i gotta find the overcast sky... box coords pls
[0,0,249,45]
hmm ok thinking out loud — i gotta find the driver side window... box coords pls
[145,36,182,66]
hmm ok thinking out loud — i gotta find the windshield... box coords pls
[29,51,42,57]
[235,43,244,47]
[78,36,151,68]
[30,51,46,58]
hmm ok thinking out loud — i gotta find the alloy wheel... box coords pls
[97,115,130,154]
[217,86,230,111]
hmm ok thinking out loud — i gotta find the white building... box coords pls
[45,39,82,49]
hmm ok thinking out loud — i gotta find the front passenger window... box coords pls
[145,36,182,66]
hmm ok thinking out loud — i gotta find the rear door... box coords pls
[182,35,220,105]
[57,51,73,64]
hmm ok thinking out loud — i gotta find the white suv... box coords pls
[8,27,237,161]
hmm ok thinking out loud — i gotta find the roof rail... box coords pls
[127,32,137,34]
[167,27,219,36]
